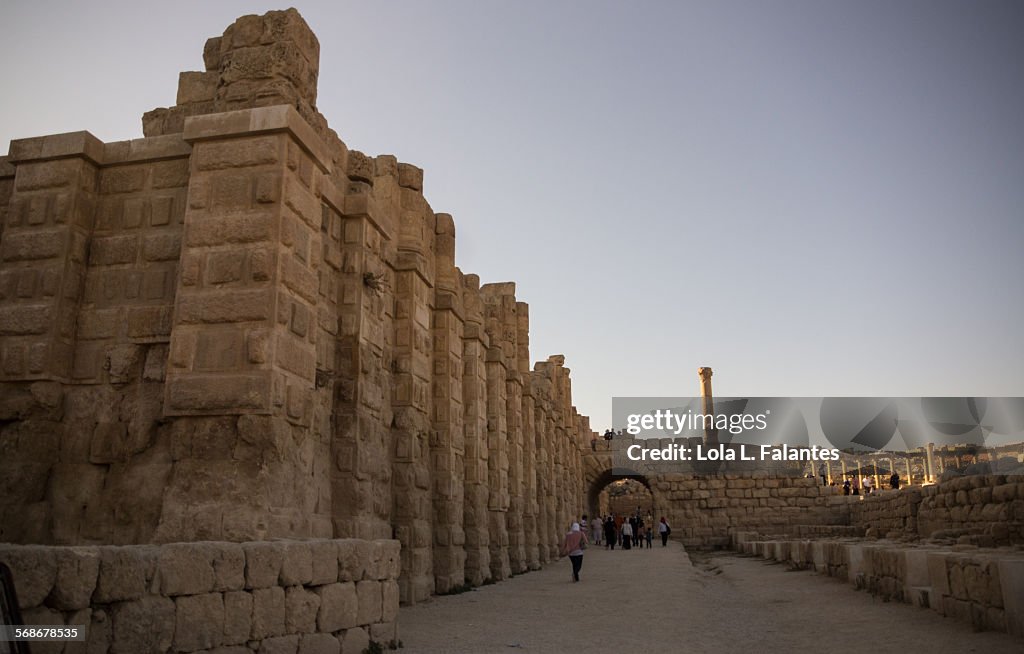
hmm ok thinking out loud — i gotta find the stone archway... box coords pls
[584,467,661,521]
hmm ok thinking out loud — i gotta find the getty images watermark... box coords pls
[609,397,1024,467]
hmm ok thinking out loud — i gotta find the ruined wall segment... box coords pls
[0,8,594,607]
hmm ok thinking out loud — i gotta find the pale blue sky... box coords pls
[2,1,1022,430]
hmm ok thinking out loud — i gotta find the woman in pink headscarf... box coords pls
[559,522,588,582]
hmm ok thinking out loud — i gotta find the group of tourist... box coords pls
[559,511,672,582]
[840,471,901,496]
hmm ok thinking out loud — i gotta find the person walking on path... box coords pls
[658,517,670,547]
[592,515,603,545]
[621,519,633,550]
[646,523,654,548]
[604,516,617,550]
[560,522,588,582]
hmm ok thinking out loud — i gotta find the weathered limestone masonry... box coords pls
[0,6,592,636]
[849,474,1024,545]
[733,474,1024,637]
[0,539,400,654]
[582,438,849,548]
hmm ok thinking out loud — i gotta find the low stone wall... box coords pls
[733,531,1024,638]
[849,486,922,538]
[654,473,851,548]
[0,538,400,653]
[917,475,1024,544]
[845,475,1024,545]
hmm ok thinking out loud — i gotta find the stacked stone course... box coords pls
[0,7,591,623]
[846,475,1024,545]
[734,532,1024,637]
[0,539,399,653]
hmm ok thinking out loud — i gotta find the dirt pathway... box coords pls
[399,543,1021,653]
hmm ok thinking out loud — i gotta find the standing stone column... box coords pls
[162,106,331,540]
[518,302,541,570]
[698,366,717,445]
[390,159,436,603]
[430,212,466,593]
[530,369,553,563]
[328,150,395,543]
[485,339,510,579]
[482,284,526,574]
[461,274,491,584]
[926,442,936,483]
[1,133,102,382]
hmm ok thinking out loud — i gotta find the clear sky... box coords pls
[2,1,1022,431]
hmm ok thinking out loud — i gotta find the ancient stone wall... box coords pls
[582,440,852,548]
[850,475,1024,545]
[0,8,593,607]
[0,538,400,653]
[848,487,923,539]
[651,473,848,548]
[734,530,1024,637]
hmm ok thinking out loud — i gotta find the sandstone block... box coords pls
[340,627,369,654]
[51,547,100,610]
[336,540,366,582]
[99,166,146,194]
[0,304,52,336]
[244,541,286,589]
[298,632,340,654]
[367,540,400,580]
[21,606,65,654]
[381,579,399,622]
[152,159,190,189]
[177,288,273,324]
[194,137,280,171]
[210,542,246,591]
[166,373,270,412]
[0,546,57,608]
[369,621,397,645]
[251,586,286,639]
[186,212,275,246]
[309,540,338,585]
[174,592,225,651]
[127,306,173,339]
[398,163,423,191]
[1,230,65,262]
[998,558,1024,637]
[110,596,175,654]
[95,547,150,603]
[90,235,138,266]
[257,634,300,654]
[223,590,253,645]
[156,542,216,596]
[285,585,321,634]
[316,582,357,632]
[355,580,381,625]
[142,233,181,262]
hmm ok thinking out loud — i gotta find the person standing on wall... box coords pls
[658,517,670,547]
[560,522,588,582]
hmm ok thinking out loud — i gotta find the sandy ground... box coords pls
[399,542,1022,654]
